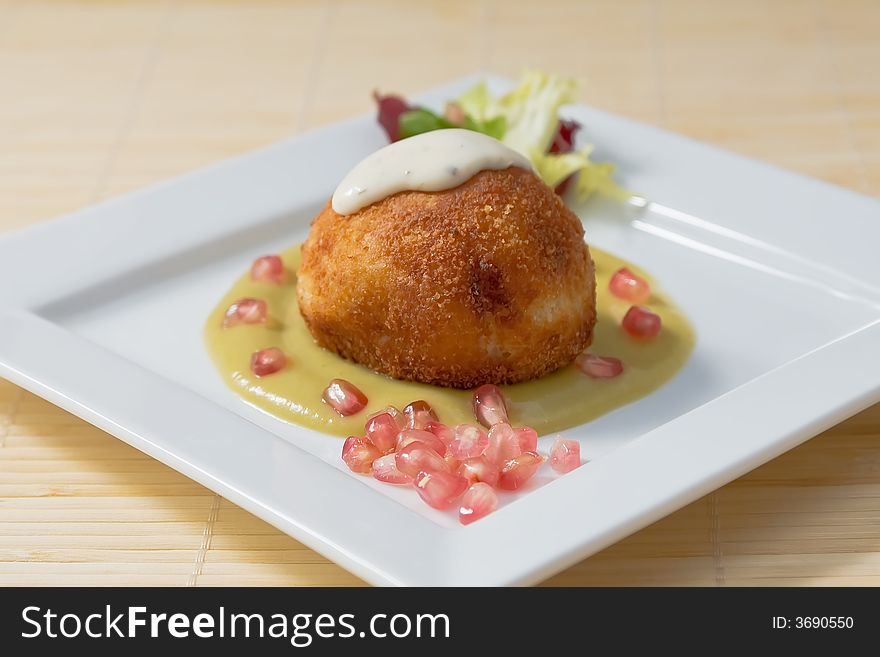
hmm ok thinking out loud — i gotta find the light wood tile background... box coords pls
[1,0,878,586]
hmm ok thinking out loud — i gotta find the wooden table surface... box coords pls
[1,0,879,586]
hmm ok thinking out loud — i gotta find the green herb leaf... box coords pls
[464,115,506,140]
[399,108,506,141]
[398,109,454,139]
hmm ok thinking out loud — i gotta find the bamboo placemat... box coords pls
[0,0,878,586]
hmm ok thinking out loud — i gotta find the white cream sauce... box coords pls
[331,129,533,215]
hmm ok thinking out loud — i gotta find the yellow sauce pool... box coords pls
[205,245,694,437]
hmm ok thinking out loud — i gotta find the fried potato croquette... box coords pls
[297,166,596,388]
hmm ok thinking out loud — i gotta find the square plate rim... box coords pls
[1,74,879,586]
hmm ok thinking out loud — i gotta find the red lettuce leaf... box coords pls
[549,118,581,154]
[549,119,582,194]
[373,91,413,142]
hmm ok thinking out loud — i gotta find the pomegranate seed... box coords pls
[341,435,380,474]
[513,426,538,453]
[371,453,412,484]
[485,423,522,467]
[444,451,462,472]
[449,424,489,460]
[575,353,624,378]
[425,421,455,447]
[622,305,662,339]
[457,457,499,487]
[609,267,651,303]
[549,438,582,474]
[322,378,368,417]
[369,405,405,428]
[223,297,268,327]
[414,470,469,510]
[472,384,509,428]
[364,411,400,454]
[498,451,544,490]
[396,428,447,456]
[250,347,287,377]
[250,255,285,284]
[402,400,438,430]
[395,442,449,478]
[459,483,498,525]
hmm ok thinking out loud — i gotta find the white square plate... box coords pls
[2,75,879,586]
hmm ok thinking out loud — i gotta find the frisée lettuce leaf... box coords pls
[457,71,628,201]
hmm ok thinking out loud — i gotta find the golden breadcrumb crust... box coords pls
[297,167,596,388]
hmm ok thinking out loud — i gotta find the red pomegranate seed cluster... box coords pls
[223,255,284,328]
[223,256,290,378]
[570,265,664,381]
[607,266,663,340]
[341,386,583,525]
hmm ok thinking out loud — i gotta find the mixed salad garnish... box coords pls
[374,70,628,202]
